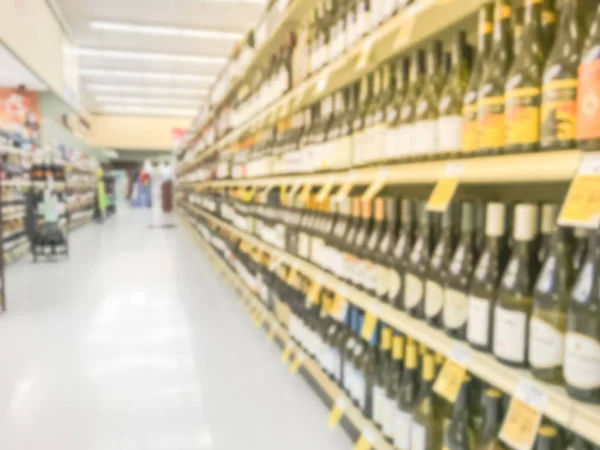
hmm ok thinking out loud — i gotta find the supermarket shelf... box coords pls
[4,240,29,265]
[3,230,25,242]
[0,143,30,156]
[69,217,92,231]
[32,181,66,191]
[185,150,582,189]
[2,211,26,222]
[185,0,490,166]
[179,212,393,450]
[184,202,600,446]
[3,179,31,188]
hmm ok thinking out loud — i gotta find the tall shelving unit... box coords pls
[176,0,600,448]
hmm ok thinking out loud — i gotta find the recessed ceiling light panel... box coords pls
[90,21,243,41]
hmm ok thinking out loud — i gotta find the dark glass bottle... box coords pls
[382,333,404,441]
[446,377,476,450]
[393,341,419,450]
[389,199,416,309]
[476,389,507,450]
[373,325,392,429]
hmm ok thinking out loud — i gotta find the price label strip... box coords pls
[433,344,470,403]
[558,152,600,228]
[362,168,389,202]
[499,380,547,450]
[281,342,294,363]
[328,396,350,428]
[353,425,379,450]
[268,322,279,341]
[289,352,306,373]
[427,162,465,212]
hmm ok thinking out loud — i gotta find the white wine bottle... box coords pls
[392,340,419,450]
[410,353,443,450]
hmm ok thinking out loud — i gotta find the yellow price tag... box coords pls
[281,343,294,363]
[289,353,306,373]
[268,325,277,341]
[353,426,378,450]
[299,184,313,204]
[335,171,357,201]
[433,359,467,403]
[361,311,378,341]
[328,396,349,428]
[316,178,335,202]
[307,281,322,305]
[427,162,465,212]
[286,266,298,284]
[558,153,600,228]
[362,168,389,202]
[330,290,349,322]
[499,398,542,450]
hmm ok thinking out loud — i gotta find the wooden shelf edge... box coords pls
[183,203,600,444]
[178,211,393,449]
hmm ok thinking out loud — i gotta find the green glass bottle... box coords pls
[564,230,600,403]
[393,340,419,450]
[493,203,540,367]
[389,199,416,310]
[373,325,393,428]
[541,0,557,54]
[382,333,404,441]
[534,425,561,450]
[529,216,575,384]
[446,376,476,450]
[476,389,507,450]
[411,353,443,450]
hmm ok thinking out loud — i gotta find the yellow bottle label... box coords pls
[541,78,578,146]
[505,87,541,146]
[381,327,392,350]
[462,104,478,152]
[392,335,405,360]
[477,96,505,150]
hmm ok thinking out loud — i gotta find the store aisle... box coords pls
[0,210,352,450]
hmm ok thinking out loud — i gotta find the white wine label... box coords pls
[564,332,600,388]
[529,317,564,369]
[437,115,463,152]
[467,295,492,346]
[393,409,412,450]
[388,269,402,301]
[382,396,395,438]
[493,306,528,363]
[404,273,423,309]
[411,423,427,450]
[397,124,415,156]
[375,264,391,297]
[443,289,469,329]
[298,232,311,259]
[373,385,385,426]
[385,127,399,159]
[424,280,444,318]
[415,120,437,154]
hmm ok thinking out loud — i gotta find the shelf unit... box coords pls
[180,200,600,447]
[181,0,491,173]
[179,210,394,450]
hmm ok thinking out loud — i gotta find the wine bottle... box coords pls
[476,389,507,450]
[398,50,426,159]
[538,204,558,265]
[513,6,526,57]
[467,203,509,351]
[373,325,393,428]
[389,199,416,309]
[569,435,594,450]
[573,227,588,271]
[352,200,374,290]
[529,216,575,384]
[393,340,419,450]
[439,31,471,156]
[579,0,600,149]
[505,0,545,153]
[463,4,494,153]
[405,204,434,318]
[446,376,476,450]
[360,319,379,418]
[353,74,373,166]
[411,353,443,450]
[363,197,385,296]
[341,197,362,284]
[535,425,561,450]
[477,0,513,154]
[342,306,359,396]
[425,207,458,327]
[415,40,444,157]
[493,203,540,367]
[382,333,404,441]
[541,0,557,54]
[386,57,410,160]
[564,230,600,403]
[374,197,399,302]
[445,203,478,339]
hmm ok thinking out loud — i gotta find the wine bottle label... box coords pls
[382,395,395,438]
[411,423,427,450]
[443,289,469,329]
[541,78,577,147]
[505,87,541,146]
[376,264,391,297]
[364,260,377,291]
[373,385,386,425]
[477,96,505,149]
[437,115,463,152]
[577,60,600,141]
[404,273,423,308]
[393,409,412,449]
[529,317,564,369]
[424,280,444,318]
[415,120,437,154]
[493,305,528,363]
[356,372,366,408]
[343,360,354,392]
[388,269,402,302]
[564,332,600,388]
[397,123,415,157]
[462,101,478,152]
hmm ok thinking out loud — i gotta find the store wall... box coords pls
[90,115,190,151]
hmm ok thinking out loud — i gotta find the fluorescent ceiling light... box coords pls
[99,105,196,117]
[87,84,208,95]
[80,69,214,82]
[77,48,227,64]
[90,20,243,40]
[95,96,200,106]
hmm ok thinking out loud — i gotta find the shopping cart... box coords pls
[31,187,69,262]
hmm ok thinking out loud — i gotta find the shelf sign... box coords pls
[362,168,389,202]
[289,352,306,373]
[307,280,322,305]
[328,396,349,428]
[499,380,547,450]
[288,183,303,201]
[427,162,465,212]
[299,184,313,204]
[393,15,416,50]
[331,286,350,322]
[558,152,600,228]
[268,322,279,341]
[433,344,470,403]
[353,426,379,450]
[335,171,358,202]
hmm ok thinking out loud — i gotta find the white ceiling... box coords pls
[54,0,266,117]
[0,45,47,91]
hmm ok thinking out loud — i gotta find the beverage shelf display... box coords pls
[177,0,600,448]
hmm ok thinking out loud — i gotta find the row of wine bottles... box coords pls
[182,208,598,450]
[184,190,600,405]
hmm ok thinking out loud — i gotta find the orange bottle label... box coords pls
[505,87,541,146]
[477,96,505,149]
[462,104,478,152]
[541,79,578,146]
[577,60,600,140]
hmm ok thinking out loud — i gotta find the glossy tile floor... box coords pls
[0,209,352,450]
